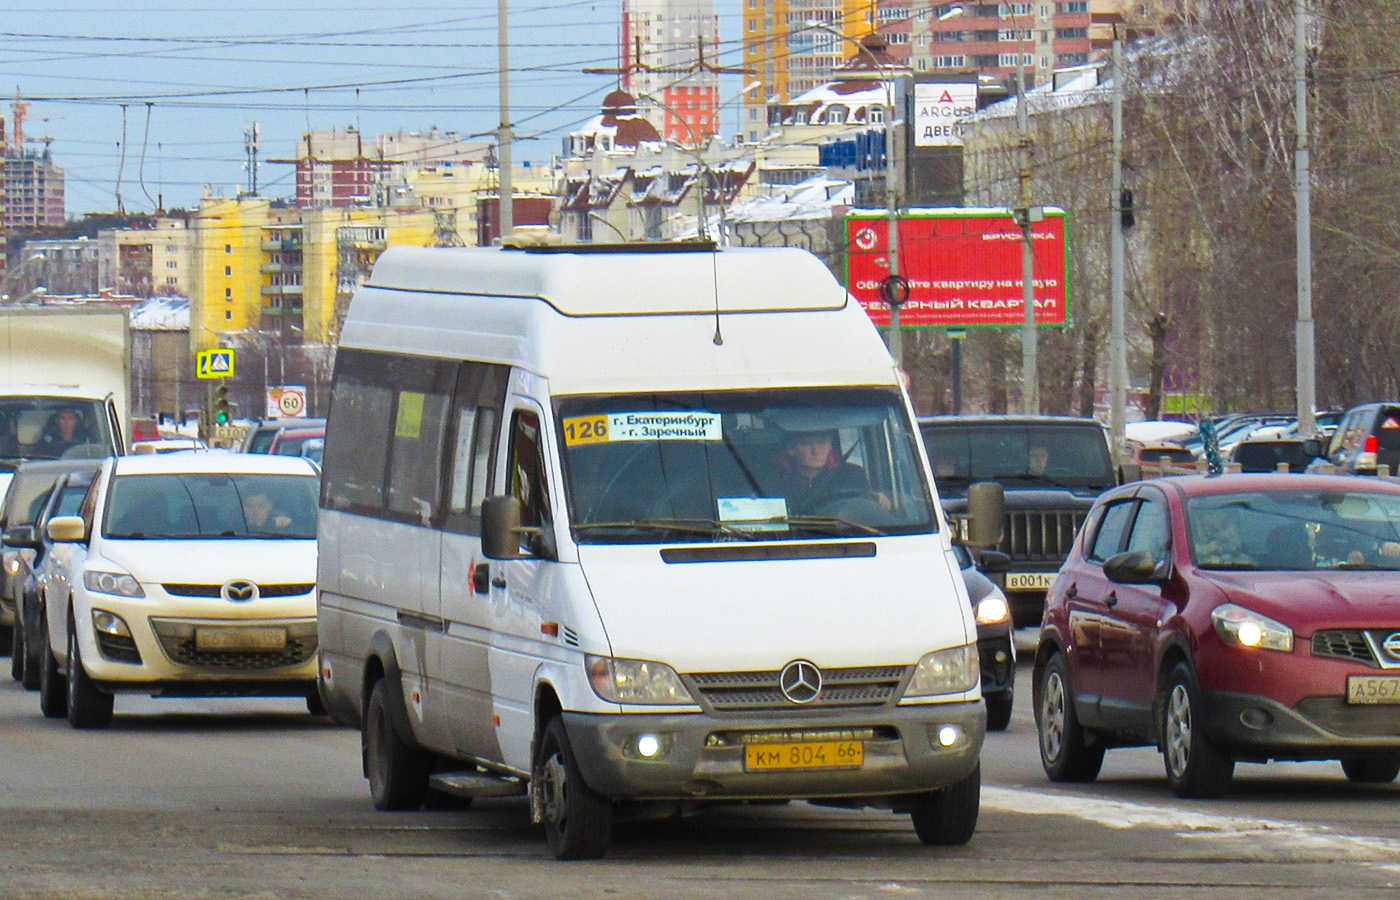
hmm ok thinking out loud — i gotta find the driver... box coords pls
[769,428,872,514]
[42,406,88,456]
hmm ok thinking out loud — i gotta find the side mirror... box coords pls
[964,481,1005,549]
[480,496,558,562]
[2,524,39,550]
[46,516,87,544]
[1119,462,1142,484]
[1300,438,1323,458]
[1103,549,1164,585]
[976,549,1011,574]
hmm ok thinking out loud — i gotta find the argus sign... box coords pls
[913,82,978,147]
[845,209,1069,329]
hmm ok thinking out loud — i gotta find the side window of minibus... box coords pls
[444,363,509,535]
[507,409,551,528]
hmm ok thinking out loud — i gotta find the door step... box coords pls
[429,771,527,799]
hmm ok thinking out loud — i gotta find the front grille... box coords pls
[1312,630,1376,666]
[162,583,315,598]
[1294,696,1400,738]
[149,619,317,671]
[688,665,907,712]
[999,510,1086,564]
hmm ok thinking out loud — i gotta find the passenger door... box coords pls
[1096,491,1172,732]
[436,362,509,763]
[1062,496,1136,724]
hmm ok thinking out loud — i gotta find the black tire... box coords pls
[66,619,114,729]
[38,614,67,719]
[1035,652,1104,782]
[534,716,612,860]
[1161,661,1234,798]
[1341,757,1400,784]
[910,763,980,846]
[306,685,327,717]
[10,618,23,682]
[363,678,430,811]
[985,692,1013,732]
[21,601,43,691]
[0,624,12,660]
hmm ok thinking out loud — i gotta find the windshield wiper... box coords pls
[780,515,883,536]
[574,518,759,540]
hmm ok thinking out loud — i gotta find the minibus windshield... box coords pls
[556,387,937,543]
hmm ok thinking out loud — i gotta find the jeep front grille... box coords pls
[999,510,1086,564]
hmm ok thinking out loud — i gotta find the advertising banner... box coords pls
[846,209,1069,329]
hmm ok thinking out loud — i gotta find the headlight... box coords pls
[975,594,1010,625]
[83,569,145,598]
[586,655,695,705]
[904,644,980,698]
[1211,603,1293,652]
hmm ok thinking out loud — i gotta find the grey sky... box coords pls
[1,0,745,216]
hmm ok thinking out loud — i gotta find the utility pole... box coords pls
[1014,17,1039,415]
[496,0,513,240]
[1294,0,1317,438]
[1109,37,1127,458]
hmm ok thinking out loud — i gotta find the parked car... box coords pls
[1,459,104,659]
[132,438,209,454]
[954,544,1015,730]
[10,465,99,688]
[1035,473,1400,797]
[1305,402,1400,475]
[267,426,324,458]
[919,415,1119,627]
[1123,441,1198,479]
[1228,438,1312,473]
[35,452,322,728]
[240,417,326,454]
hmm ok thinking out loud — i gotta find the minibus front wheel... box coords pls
[534,716,613,860]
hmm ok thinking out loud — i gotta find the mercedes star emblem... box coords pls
[779,659,823,704]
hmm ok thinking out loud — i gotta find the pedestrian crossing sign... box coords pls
[196,348,236,379]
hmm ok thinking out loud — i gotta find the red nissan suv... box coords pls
[1034,473,1400,797]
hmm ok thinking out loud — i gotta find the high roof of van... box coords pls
[365,244,847,316]
[345,244,899,395]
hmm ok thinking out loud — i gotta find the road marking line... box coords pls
[983,786,1400,861]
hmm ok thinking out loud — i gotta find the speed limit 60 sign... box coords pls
[266,386,308,418]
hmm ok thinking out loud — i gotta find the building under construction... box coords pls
[1,94,65,231]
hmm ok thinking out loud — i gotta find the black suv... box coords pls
[918,415,1118,627]
[1304,402,1400,475]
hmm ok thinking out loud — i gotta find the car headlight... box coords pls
[904,644,980,699]
[83,569,145,598]
[975,594,1010,625]
[1211,603,1293,652]
[586,655,695,705]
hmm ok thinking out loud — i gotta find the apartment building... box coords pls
[621,0,723,146]
[96,216,192,297]
[276,127,494,208]
[0,151,64,230]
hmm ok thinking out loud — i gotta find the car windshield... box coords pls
[1188,489,1400,571]
[556,387,936,543]
[0,396,116,463]
[920,424,1116,496]
[103,472,319,539]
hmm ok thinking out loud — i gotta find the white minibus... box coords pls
[316,242,998,858]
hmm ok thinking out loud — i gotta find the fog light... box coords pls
[636,734,662,758]
[937,725,960,747]
[994,650,1008,664]
[91,609,132,637]
[1239,708,1272,730]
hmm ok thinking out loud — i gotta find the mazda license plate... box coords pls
[195,626,287,651]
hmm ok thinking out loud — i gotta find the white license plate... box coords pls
[195,626,287,652]
[1347,675,1400,704]
[1005,572,1056,591]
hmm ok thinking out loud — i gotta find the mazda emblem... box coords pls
[1383,632,1400,662]
[221,579,259,603]
[779,660,822,704]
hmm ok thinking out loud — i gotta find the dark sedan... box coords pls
[1034,473,1400,797]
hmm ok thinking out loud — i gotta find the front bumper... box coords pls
[1200,690,1400,761]
[976,630,1015,695]
[562,701,984,802]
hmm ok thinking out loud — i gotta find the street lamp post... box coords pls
[805,21,907,367]
[1013,11,1039,415]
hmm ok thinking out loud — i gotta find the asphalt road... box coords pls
[0,652,1396,900]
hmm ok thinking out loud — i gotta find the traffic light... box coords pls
[214,383,231,424]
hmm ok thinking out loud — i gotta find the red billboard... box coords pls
[845,209,1069,328]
